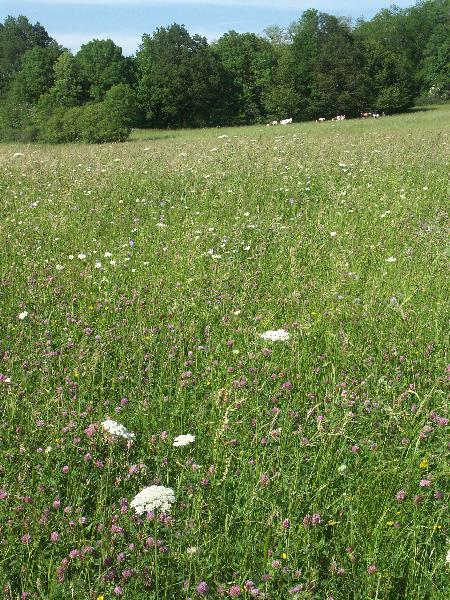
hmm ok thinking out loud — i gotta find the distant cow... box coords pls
[373,113,380,119]
[332,115,346,121]
[361,112,372,118]
[316,117,326,122]
[280,118,293,125]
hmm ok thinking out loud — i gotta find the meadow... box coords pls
[0,105,448,599]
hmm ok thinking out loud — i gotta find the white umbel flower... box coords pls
[101,419,135,440]
[18,311,28,320]
[259,329,290,342]
[173,434,195,447]
[130,486,175,515]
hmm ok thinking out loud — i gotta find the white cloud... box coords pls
[19,0,308,6]
[50,25,241,54]
[51,31,142,54]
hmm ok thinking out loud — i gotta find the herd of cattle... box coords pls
[267,112,383,126]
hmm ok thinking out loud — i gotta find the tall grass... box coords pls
[0,105,448,599]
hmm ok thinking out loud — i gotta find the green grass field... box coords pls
[0,105,448,599]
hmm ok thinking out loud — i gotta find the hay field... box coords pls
[0,105,448,599]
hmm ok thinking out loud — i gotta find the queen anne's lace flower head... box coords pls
[173,434,195,447]
[101,419,135,440]
[130,486,175,515]
[259,329,290,342]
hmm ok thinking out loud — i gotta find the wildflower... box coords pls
[18,311,28,320]
[97,596,104,600]
[419,458,428,469]
[173,434,195,447]
[396,490,407,502]
[50,531,60,542]
[101,419,135,440]
[272,559,281,568]
[419,479,431,487]
[78,253,86,260]
[259,329,290,342]
[229,585,241,597]
[330,231,337,237]
[130,485,175,515]
[196,581,209,595]
[386,256,396,263]
[367,564,378,574]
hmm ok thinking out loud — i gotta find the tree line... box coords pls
[0,0,448,143]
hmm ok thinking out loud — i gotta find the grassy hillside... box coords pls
[0,105,448,599]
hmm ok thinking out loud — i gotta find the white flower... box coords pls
[95,261,102,269]
[386,256,396,263]
[260,329,290,342]
[173,434,195,447]
[55,264,64,271]
[68,255,74,260]
[18,311,28,320]
[78,253,86,260]
[330,231,337,237]
[101,419,135,440]
[104,251,112,258]
[130,485,175,515]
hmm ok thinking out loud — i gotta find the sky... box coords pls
[1,1,416,55]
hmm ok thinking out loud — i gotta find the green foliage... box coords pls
[136,24,232,128]
[8,45,61,104]
[214,31,277,124]
[0,15,58,94]
[75,39,131,102]
[50,51,84,108]
[38,95,133,145]
[0,3,448,140]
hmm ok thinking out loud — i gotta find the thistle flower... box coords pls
[130,486,175,515]
[101,419,135,440]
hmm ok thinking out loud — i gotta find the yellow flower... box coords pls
[386,521,394,526]
[280,552,287,560]
[419,458,428,469]
[97,596,104,600]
